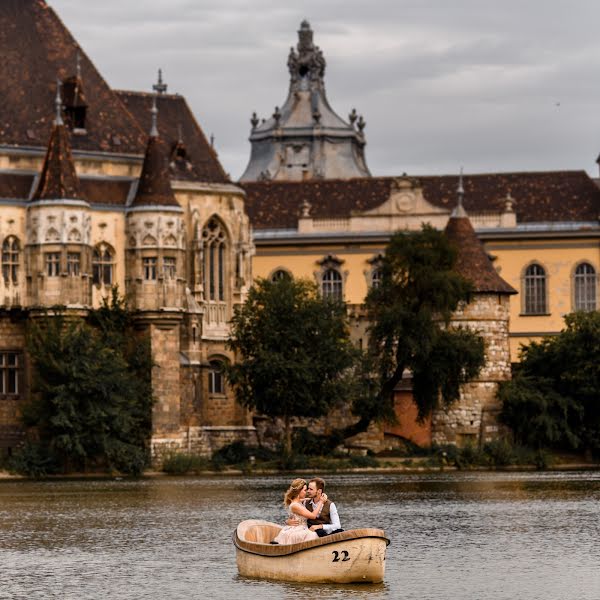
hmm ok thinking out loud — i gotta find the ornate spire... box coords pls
[452,168,467,218]
[54,78,64,126]
[32,80,83,201]
[287,20,326,89]
[153,69,168,95]
[150,93,158,137]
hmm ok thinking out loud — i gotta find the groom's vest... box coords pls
[306,498,332,527]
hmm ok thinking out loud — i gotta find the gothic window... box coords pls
[523,263,547,315]
[163,257,176,280]
[574,262,597,311]
[202,218,228,301]
[67,253,80,276]
[143,257,157,281]
[1,236,19,285]
[45,252,60,277]
[322,268,343,301]
[0,352,20,396]
[208,360,225,395]
[92,245,114,286]
[271,269,291,282]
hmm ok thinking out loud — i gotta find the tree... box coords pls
[499,311,600,453]
[225,276,356,455]
[348,225,485,437]
[22,291,153,475]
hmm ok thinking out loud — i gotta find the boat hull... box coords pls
[234,520,389,584]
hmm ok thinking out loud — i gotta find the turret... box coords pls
[240,21,371,181]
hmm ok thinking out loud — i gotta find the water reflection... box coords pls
[1,471,599,599]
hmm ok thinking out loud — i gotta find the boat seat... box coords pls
[244,524,282,544]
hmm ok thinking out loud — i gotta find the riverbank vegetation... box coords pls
[8,291,153,478]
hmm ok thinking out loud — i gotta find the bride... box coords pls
[273,478,328,545]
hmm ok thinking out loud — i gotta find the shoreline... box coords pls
[2,461,600,481]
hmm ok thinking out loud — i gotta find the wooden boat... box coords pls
[233,519,390,584]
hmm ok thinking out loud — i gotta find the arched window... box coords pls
[202,218,227,301]
[1,236,19,285]
[574,263,597,311]
[271,269,291,283]
[322,268,343,301]
[208,360,225,395]
[92,245,114,286]
[524,263,547,314]
[371,268,383,289]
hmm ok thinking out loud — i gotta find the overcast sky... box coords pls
[51,0,600,181]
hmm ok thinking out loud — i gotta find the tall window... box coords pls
[202,218,227,301]
[2,237,19,285]
[524,263,547,314]
[0,352,19,396]
[208,360,224,394]
[574,263,597,311]
[322,268,343,301]
[371,268,383,289]
[67,253,80,276]
[143,257,157,281]
[45,252,60,277]
[92,246,113,286]
[163,257,176,280]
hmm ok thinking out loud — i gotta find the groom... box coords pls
[291,477,343,537]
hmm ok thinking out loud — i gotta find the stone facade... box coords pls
[431,294,512,446]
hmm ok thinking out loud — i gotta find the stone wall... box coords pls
[0,311,28,453]
[431,293,512,446]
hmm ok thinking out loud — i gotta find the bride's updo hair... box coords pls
[284,478,306,506]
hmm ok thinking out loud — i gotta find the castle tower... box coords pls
[240,21,371,182]
[26,82,92,307]
[432,174,517,446]
[125,95,186,437]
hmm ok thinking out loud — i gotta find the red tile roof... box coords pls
[0,0,146,154]
[445,213,517,294]
[116,91,230,184]
[241,171,600,229]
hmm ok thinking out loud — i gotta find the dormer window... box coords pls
[62,76,88,132]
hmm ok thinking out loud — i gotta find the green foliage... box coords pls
[22,291,153,476]
[499,311,600,452]
[6,442,58,478]
[365,225,486,422]
[226,276,356,454]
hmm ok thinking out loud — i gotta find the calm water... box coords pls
[1,471,599,599]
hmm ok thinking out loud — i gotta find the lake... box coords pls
[1,471,599,599]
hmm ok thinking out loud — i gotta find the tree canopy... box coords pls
[352,225,486,435]
[499,310,600,453]
[21,290,153,475]
[225,276,356,454]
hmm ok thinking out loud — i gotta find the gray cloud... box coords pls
[51,0,600,179]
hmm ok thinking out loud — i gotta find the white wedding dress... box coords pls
[273,502,319,544]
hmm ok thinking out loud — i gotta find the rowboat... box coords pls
[233,519,390,584]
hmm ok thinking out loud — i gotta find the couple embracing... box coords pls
[272,477,343,545]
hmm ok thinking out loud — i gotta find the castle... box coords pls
[0,2,598,457]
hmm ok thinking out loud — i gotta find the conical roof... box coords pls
[32,118,83,201]
[130,101,179,209]
[445,211,516,295]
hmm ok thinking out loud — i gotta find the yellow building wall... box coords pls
[485,237,600,360]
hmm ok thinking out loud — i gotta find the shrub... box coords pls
[483,439,514,467]
[348,454,379,468]
[7,442,58,478]
[162,452,212,475]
